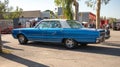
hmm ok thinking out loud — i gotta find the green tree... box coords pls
[86,0,110,29]
[0,0,22,53]
[3,6,23,19]
[73,0,79,20]
[0,0,7,19]
[54,0,79,20]
[109,17,117,23]
[0,0,8,53]
[44,10,57,19]
[0,0,22,19]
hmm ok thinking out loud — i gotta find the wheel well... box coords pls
[62,38,66,43]
[17,34,27,39]
[17,34,28,41]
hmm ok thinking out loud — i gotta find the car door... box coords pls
[42,21,63,42]
[26,28,43,41]
[28,21,50,41]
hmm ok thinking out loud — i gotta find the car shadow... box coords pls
[102,41,120,47]
[25,42,120,57]
[28,42,66,50]
[0,53,49,67]
[2,40,23,51]
[3,45,24,51]
[2,41,11,44]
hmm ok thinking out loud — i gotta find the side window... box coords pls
[36,21,61,28]
[67,20,83,28]
[49,21,61,28]
[37,21,50,28]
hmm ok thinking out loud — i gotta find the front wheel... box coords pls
[18,35,28,44]
[64,39,78,49]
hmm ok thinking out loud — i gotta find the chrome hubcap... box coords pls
[65,39,74,48]
[19,35,24,43]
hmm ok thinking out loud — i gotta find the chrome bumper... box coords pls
[105,34,110,39]
[96,36,105,43]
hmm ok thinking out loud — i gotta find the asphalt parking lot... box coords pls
[0,30,120,67]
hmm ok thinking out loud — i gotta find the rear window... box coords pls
[67,20,84,29]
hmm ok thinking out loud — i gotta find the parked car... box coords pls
[12,19,107,49]
[0,20,13,34]
[112,22,120,30]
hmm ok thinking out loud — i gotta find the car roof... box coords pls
[41,19,67,22]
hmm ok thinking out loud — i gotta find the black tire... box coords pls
[18,35,28,44]
[64,39,78,49]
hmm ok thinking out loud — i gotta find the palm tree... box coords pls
[96,0,101,29]
[73,0,79,20]
[0,0,5,52]
[54,0,79,20]
[86,0,110,29]
[0,34,2,52]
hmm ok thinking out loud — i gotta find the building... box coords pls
[116,19,120,22]
[41,12,50,19]
[78,12,96,23]
[20,10,42,19]
[13,10,57,28]
[78,12,96,28]
[42,11,56,19]
[20,10,56,19]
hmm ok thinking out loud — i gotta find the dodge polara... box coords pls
[12,19,106,49]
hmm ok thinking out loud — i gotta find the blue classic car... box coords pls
[12,19,106,49]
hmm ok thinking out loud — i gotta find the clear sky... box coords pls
[8,0,120,19]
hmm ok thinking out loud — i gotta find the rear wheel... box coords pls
[64,39,78,49]
[18,35,28,44]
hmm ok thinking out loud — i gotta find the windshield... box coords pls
[67,20,84,29]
